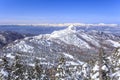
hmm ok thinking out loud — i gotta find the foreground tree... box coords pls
[0,55,11,80]
[33,59,43,80]
[55,56,67,79]
[11,53,25,80]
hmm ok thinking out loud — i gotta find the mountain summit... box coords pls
[68,25,77,31]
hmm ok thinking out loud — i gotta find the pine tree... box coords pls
[33,59,43,80]
[11,54,24,80]
[0,55,11,80]
[110,47,120,80]
[55,56,67,79]
[98,48,111,80]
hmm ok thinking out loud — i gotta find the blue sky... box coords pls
[0,0,119,24]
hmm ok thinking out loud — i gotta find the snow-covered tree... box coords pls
[55,56,67,79]
[33,59,43,79]
[0,55,11,80]
[109,47,120,80]
[10,53,25,80]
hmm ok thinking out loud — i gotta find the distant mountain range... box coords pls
[0,23,120,35]
[1,23,118,27]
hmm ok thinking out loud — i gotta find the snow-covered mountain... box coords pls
[3,25,120,61]
[0,25,120,80]
[0,31,27,48]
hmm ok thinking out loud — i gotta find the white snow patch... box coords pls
[92,72,99,80]
[6,53,15,59]
[107,40,120,47]
[80,32,100,47]
[14,41,34,53]
[77,60,84,65]
[63,53,74,59]
[28,63,35,67]
[50,31,91,48]
[0,59,2,61]
[93,64,99,71]
[102,65,108,71]
[0,69,9,77]
[112,70,120,77]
